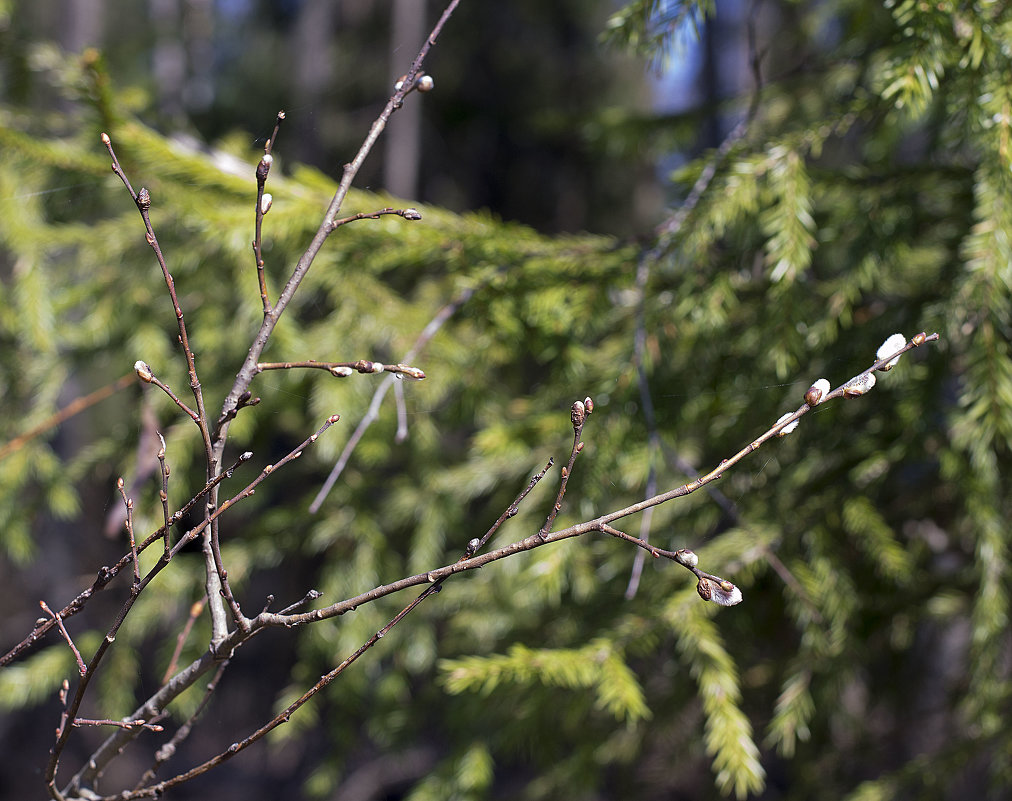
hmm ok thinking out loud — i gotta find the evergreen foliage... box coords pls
[1,1,1010,800]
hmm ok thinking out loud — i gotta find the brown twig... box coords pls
[309,283,475,513]
[0,452,253,669]
[255,359,426,380]
[39,602,85,676]
[72,719,164,732]
[213,0,461,443]
[134,661,228,792]
[538,398,593,540]
[328,206,423,230]
[59,334,939,798]
[116,478,140,586]
[101,137,215,471]
[161,600,205,686]
[206,415,342,635]
[155,433,172,556]
[0,373,134,463]
[57,417,339,796]
[132,361,199,422]
[253,110,285,316]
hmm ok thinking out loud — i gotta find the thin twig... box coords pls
[156,433,171,556]
[58,417,340,796]
[72,719,164,732]
[538,399,592,540]
[255,359,425,380]
[0,452,253,669]
[133,364,199,423]
[213,0,461,443]
[116,478,140,586]
[477,457,554,553]
[328,206,423,230]
[161,600,205,686]
[253,110,285,315]
[60,334,939,798]
[101,136,215,471]
[0,373,134,463]
[206,416,342,635]
[39,602,85,676]
[309,283,475,513]
[134,661,228,792]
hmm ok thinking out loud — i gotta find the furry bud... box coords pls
[805,378,831,406]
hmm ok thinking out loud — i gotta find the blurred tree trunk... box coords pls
[384,0,427,199]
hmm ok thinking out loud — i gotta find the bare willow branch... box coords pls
[39,602,85,677]
[100,137,215,471]
[309,283,476,512]
[255,359,426,380]
[253,110,285,315]
[0,451,253,669]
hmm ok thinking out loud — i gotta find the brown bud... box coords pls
[137,187,151,211]
[402,208,422,221]
[571,400,586,429]
[584,396,594,413]
[912,332,927,346]
[416,74,435,92]
[256,153,273,182]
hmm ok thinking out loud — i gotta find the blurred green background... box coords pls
[1,1,1010,799]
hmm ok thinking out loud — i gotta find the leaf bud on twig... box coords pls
[675,549,698,567]
[843,372,876,398]
[805,378,830,406]
[466,538,480,556]
[912,331,927,346]
[571,400,586,430]
[256,153,273,182]
[134,360,153,383]
[393,364,426,380]
[329,366,354,377]
[416,74,435,92]
[696,576,743,607]
[775,412,799,437]
[137,188,151,211]
[260,193,273,215]
[876,333,907,370]
[402,208,422,221]
[584,396,594,414]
